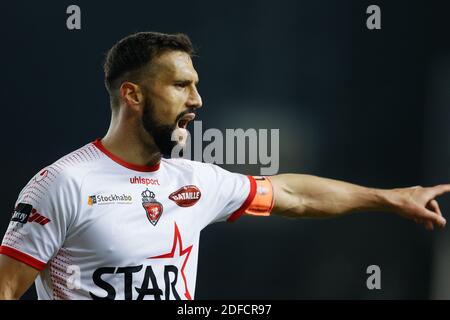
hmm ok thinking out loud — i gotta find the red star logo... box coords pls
[148,222,193,300]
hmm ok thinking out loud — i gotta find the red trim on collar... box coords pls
[93,139,160,172]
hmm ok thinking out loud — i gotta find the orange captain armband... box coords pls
[245,176,274,217]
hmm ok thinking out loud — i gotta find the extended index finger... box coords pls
[428,184,450,198]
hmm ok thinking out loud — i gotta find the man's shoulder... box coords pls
[162,158,238,178]
[35,142,104,186]
[162,157,216,172]
[16,141,105,202]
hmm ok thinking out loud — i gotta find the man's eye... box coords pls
[175,83,187,88]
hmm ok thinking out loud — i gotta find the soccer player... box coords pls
[0,32,448,300]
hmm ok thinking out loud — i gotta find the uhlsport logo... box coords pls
[88,193,133,206]
[34,169,48,183]
[142,189,163,226]
[130,176,160,186]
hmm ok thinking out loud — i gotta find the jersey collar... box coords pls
[93,138,161,172]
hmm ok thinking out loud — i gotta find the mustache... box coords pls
[175,108,197,123]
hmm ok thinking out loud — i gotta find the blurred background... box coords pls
[1,0,449,299]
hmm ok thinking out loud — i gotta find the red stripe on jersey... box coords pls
[0,245,46,271]
[227,175,257,223]
[34,216,46,224]
[93,139,161,172]
[28,212,41,222]
[40,218,51,225]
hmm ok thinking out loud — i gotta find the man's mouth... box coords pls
[177,113,196,129]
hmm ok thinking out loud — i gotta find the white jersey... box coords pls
[0,139,256,300]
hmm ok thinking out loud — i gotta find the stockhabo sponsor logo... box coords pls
[88,193,133,206]
[130,176,160,186]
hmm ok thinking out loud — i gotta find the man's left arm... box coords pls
[269,174,450,230]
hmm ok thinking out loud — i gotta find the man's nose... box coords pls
[187,86,202,109]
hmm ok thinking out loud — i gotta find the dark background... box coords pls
[1,0,450,299]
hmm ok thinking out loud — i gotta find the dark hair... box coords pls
[103,31,194,99]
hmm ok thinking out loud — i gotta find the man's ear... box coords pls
[119,82,144,110]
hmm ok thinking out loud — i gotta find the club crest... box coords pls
[141,189,163,226]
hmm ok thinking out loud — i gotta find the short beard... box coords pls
[142,100,178,158]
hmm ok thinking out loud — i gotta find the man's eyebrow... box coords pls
[174,79,200,85]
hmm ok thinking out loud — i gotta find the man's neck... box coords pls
[101,121,162,168]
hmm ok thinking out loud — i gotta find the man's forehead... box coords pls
[151,51,198,81]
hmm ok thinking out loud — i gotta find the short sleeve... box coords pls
[0,167,78,271]
[192,162,257,226]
